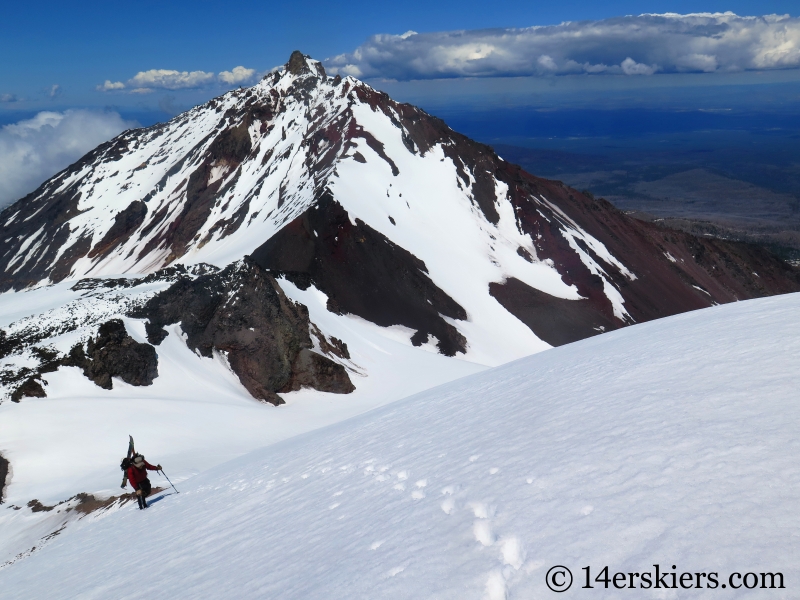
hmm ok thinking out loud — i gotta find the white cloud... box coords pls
[218,66,256,85]
[0,110,136,208]
[129,69,216,90]
[620,57,658,75]
[339,64,363,77]
[48,84,61,98]
[0,93,18,103]
[325,13,800,80]
[97,80,126,91]
[537,55,558,71]
[98,65,258,93]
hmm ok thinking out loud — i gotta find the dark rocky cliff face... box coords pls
[64,319,158,389]
[252,192,468,356]
[0,452,9,503]
[131,258,354,405]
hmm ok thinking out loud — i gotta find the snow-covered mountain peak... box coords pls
[0,52,430,283]
[253,51,335,99]
[0,51,796,376]
[282,49,329,79]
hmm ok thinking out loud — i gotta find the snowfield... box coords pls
[1,293,798,599]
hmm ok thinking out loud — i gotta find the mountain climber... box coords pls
[126,454,161,510]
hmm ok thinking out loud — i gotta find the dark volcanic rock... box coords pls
[311,324,350,360]
[3,346,61,402]
[490,278,616,346]
[287,50,312,76]
[10,377,46,402]
[27,499,55,512]
[0,452,8,503]
[281,349,354,394]
[131,258,353,405]
[88,200,147,259]
[154,123,253,264]
[65,319,158,389]
[251,192,468,356]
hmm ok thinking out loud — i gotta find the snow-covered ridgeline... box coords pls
[1,292,798,598]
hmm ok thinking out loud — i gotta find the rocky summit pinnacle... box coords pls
[286,50,325,77]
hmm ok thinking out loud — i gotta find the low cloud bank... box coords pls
[326,13,800,80]
[0,110,136,208]
[99,66,256,93]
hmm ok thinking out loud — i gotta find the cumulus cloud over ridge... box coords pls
[219,66,256,85]
[99,66,257,93]
[129,69,215,91]
[0,110,135,208]
[326,13,800,80]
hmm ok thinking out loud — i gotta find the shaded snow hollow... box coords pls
[1,292,798,599]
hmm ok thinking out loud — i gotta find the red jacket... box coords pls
[128,460,158,489]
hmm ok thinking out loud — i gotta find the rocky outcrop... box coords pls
[16,487,164,517]
[287,50,326,77]
[282,349,354,394]
[64,319,158,389]
[489,278,616,346]
[252,193,468,356]
[131,258,354,405]
[3,346,62,402]
[10,377,46,402]
[88,200,147,260]
[0,452,8,503]
[0,266,217,403]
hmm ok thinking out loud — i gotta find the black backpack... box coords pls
[120,454,143,471]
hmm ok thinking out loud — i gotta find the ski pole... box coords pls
[159,469,179,494]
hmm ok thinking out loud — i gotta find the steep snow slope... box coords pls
[0,274,484,505]
[2,293,797,599]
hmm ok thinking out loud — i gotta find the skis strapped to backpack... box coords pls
[120,435,135,488]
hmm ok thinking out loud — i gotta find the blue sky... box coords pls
[2,0,799,115]
[2,1,800,206]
